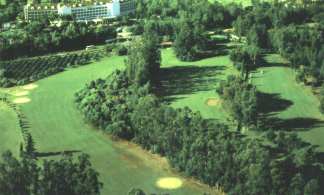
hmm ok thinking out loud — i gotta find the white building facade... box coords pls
[24,0,135,22]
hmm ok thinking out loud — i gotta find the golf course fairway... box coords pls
[1,55,220,195]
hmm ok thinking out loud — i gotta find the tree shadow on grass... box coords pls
[260,54,290,68]
[155,65,226,102]
[257,92,294,116]
[261,117,324,131]
[257,92,324,131]
[36,150,81,158]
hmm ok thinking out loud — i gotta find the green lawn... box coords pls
[253,54,324,151]
[0,102,22,157]
[1,55,219,195]
[160,48,238,122]
[2,47,322,194]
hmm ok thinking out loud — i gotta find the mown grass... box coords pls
[1,45,323,195]
[253,54,324,151]
[0,102,22,157]
[1,55,220,195]
[160,48,238,122]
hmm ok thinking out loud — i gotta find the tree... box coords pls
[0,151,102,195]
[217,76,258,131]
[289,173,305,195]
[304,179,320,195]
[230,46,261,81]
[25,133,36,159]
[125,28,161,85]
[247,24,269,49]
[173,14,206,61]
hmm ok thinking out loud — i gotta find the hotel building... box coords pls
[24,0,135,22]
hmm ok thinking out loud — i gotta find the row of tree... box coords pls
[75,66,324,195]
[0,18,116,60]
[0,151,102,195]
[0,0,25,26]
[75,32,324,194]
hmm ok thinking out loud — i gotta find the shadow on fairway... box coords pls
[257,92,294,116]
[36,150,81,158]
[260,54,289,67]
[156,65,226,102]
[261,117,324,131]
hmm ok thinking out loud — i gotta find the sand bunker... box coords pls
[156,177,183,189]
[13,97,31,104]
[22,84,38,90]
[206,98,220,106]
[12,91,29,97]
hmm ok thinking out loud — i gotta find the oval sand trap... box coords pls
[13,97,31,104]
[22,84,38,90]
[12,91,29,97]
[206,98,220,106]
[156,177,183,189]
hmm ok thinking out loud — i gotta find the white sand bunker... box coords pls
[22,83,38,90]
[12,91,29,97]
[13,97,31,104]
[206,98,220,106]
[156,177,183,189]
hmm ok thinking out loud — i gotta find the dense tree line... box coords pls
[75,69,324,195]
[75,36,324,195]
[270,24,324,85]
[217,76,258,131]
[135,0,242,29]
[0,18,116,60]
[0,0,25,26]
[0,151,102,195]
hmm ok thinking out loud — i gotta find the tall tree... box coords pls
[126,27,161,85]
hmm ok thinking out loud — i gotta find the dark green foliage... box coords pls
[135,0,242,28]
[0,0,25,25]
[270,24,324,85]
[230,45,261,80]
[173,15,207,61]
[0,19,116,60]
[113,44,128,56]
[126,29,161,85]
[24,133,36,159]
[0,151,102,195]
[75,70,324,195]
[304,179,320,195]
[217,76,258,131]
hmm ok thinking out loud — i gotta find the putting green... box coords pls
[156,177,183,189]
[206,98,221,107]
[13,97,31,104]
